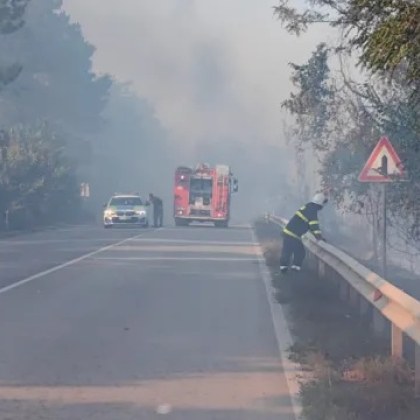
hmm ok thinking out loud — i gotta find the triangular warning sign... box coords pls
[358,137,404,183]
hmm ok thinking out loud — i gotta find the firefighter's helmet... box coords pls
[311,192,328,206]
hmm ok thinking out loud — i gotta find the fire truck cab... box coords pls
[173,163,238,227]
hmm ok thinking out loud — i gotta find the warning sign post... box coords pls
[358,137,404,280]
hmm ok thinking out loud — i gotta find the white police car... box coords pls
[103,194,150,228]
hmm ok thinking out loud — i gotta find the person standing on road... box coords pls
[149,193,163,228]
[280,192,328,273]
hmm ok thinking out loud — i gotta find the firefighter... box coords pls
[149,193,163,228]
[280,192,328,273]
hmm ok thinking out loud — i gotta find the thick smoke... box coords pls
[63,0,330,222]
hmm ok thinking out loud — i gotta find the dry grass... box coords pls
[262,240,281,267]
[301,356,415,420]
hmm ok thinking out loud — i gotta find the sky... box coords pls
[62,0,333,157]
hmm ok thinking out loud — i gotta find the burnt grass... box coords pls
[255,219,420,420]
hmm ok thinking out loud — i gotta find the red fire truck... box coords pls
[173,163,238,227]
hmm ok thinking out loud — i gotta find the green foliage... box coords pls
[284,42,420,247]
[0,0,113,228]
[0,62,22,89]
[0,0,29,34]
[0,124,80,229]
[0,0,112,156]
[282,43,333,151]
[274,0,420,82]
[0,0,174,229]
[347,0,420,81]
[0,0,30,88]
[321,75,420,243]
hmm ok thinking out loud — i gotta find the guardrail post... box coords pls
[391,324,403,358]
[416,344,420,398]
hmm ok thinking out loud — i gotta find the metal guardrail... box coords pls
[267,214,420,396]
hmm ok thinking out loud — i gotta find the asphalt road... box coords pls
[0,224,296,419]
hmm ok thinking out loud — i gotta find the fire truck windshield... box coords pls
[190,178,212,195]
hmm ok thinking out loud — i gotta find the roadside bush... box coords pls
[0,124,81,230]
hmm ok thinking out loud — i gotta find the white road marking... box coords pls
[0,232,152,296]
[156,404,172,415]
[129,237,258,246]
[160,224,251,231]
[251,229,302,420]
[1,239,125,245]
[94,257,259,262]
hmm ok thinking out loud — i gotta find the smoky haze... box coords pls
[63,0,330,223]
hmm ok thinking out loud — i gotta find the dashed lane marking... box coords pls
[0,230,161,296]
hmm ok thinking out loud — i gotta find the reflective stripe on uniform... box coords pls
[283,228,301,240]
[313,230,322,235]
[295,211,309,223]
[309,220,319,226]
